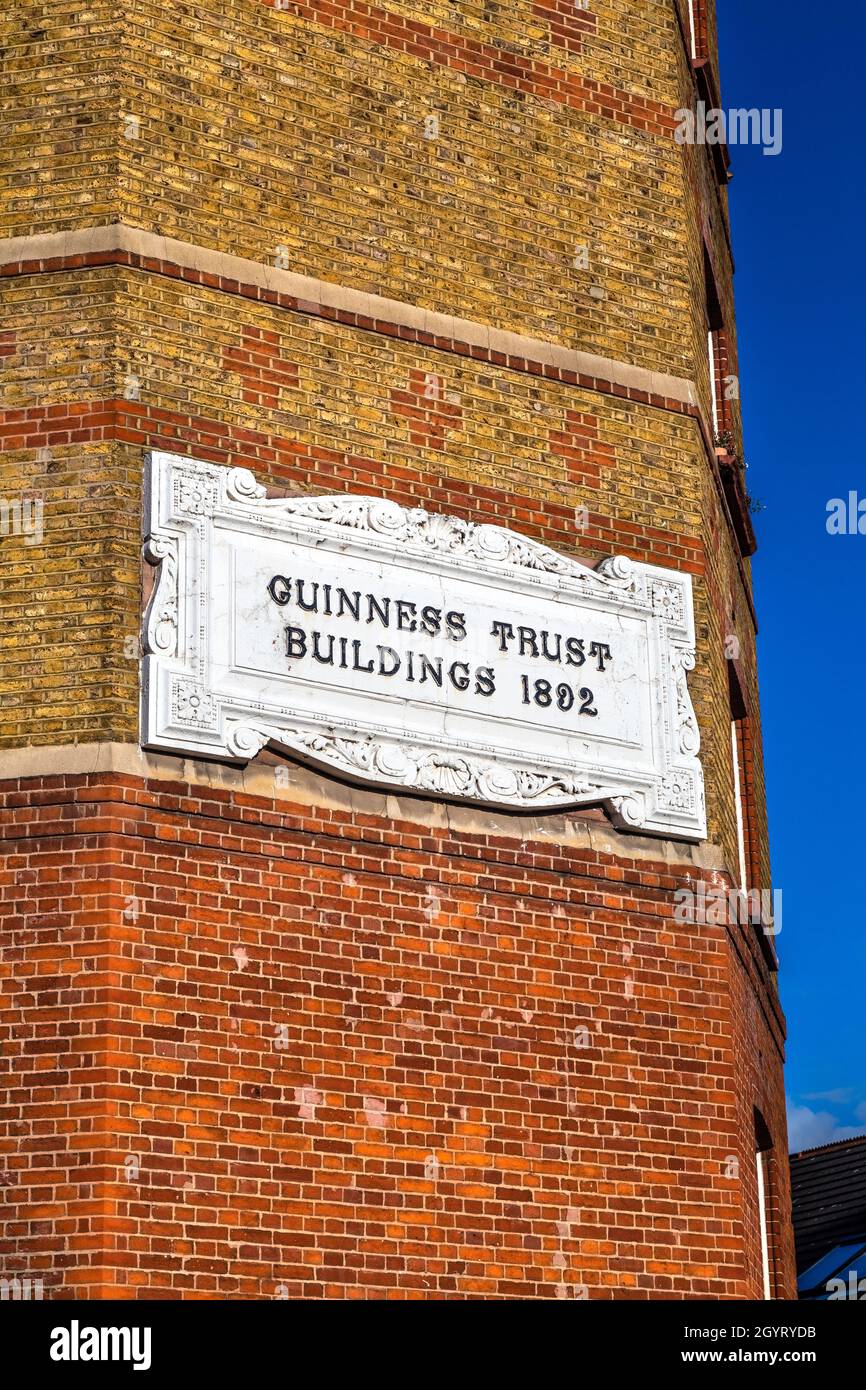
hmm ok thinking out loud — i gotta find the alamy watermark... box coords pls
[0,494,43,545]
[0,1274,44,1300]
[826,1271,866,1300]
[50,1321,152,1371]
[826,491,866,535]
[674,883,781,937]
[675,102,783,157]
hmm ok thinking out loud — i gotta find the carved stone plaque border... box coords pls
[141,451,707,840]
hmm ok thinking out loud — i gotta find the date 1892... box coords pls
[519,675,598,716]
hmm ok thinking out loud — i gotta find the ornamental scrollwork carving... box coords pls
[280,729,603,808]
[255,494,625,590]
[142,535,178,658]
[671,647,701,757]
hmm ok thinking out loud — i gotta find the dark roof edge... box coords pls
[791,1132,866,1159]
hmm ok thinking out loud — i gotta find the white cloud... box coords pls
[787,1100,866,1152]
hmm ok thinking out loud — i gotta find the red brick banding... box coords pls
[0,398,706,575]
[265,1,674,135]
[390,369,464,452]
[221,327,300,410]
[548,409,616,488]
[532,0,598,54]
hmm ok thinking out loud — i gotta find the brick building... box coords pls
[0,0,795,1298]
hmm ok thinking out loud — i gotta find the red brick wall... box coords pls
[0,772,794,1299]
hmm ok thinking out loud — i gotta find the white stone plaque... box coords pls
[141,451,706,839]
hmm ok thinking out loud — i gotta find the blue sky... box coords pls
[719,0,866,1150]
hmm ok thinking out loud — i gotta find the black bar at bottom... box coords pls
[0,1295,860,1377]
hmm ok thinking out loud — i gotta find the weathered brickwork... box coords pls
[2,2,727,392]
[0,773,789,1299]
[1,0,792,1300]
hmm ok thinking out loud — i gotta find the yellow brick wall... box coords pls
[0,2,119,230]
[4,3,710,377]
[0,0,767,881]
